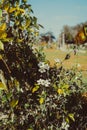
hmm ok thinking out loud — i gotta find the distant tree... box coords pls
[62,22,87,44]
[74,25,87,45]
[40,31,55,43]
[62,25,74,44]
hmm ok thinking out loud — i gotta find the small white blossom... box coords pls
[38,62,49,73]
[37,79,50,87]
[39,68,46,73]
[38,62,45,70]
[44,79,50,87]
[37,79,45,86]
[44,64,50,70]
[61,121,69,130]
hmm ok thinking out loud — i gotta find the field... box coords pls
[38,43,87,83]
[44,47,87,69]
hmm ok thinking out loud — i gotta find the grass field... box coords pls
[38,44,87,83]
[44,47,87,70]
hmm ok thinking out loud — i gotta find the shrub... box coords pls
[0,0,87,130]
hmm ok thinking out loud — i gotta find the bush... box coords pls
[0,0,87,130]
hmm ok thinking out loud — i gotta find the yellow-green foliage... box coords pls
[0,0,87,130]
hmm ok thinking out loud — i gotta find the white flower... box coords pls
[44,79,50,87]
[37,79,45,85]
[38,68,46,73]
[38,62,45,68]
[38,62,49,73]
[61,121,69,130]
[37,79,50,87]
[44,64,50,70]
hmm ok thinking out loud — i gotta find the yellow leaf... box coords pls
[14,7,25,16]
[32,85,39,93]
[19,26,24,30]
[16,38,24,43]
[25,20,31,28]
[79,32,86,41]
[14,79,20,87]
[29,28,34,32]
[0,82,7,91]
[18,8,25,13]
[65,117,69,123]
[39,97,44,104]
[15,20,20,26]
[35,32,39,36]
[63,84,69,89]
[3,3,9,12]
[0,32,7,39]
[68,113,75,121]
[1,0,5,3]
[9,7,16,13]
[0,41,4,50]
[2,37,13,42]
[0,23,6,31]
[0,55,2,59]
[14,11,19,17]
[57,88,63,95]
[10,99,18,108]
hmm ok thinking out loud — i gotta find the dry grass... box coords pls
[44,48,87,70]
[40,45,87,81]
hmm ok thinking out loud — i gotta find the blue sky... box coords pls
[29,0,87,38]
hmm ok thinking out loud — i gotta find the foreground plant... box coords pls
[0,0,87,130]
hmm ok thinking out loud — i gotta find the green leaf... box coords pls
[0,9,2,21]
[2,96,7,103]
[7,93,12,100]
[0,41,4,50]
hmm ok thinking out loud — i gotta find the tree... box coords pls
[62,21,87,45]
[62,25,74,44]
[40,31,55,43]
